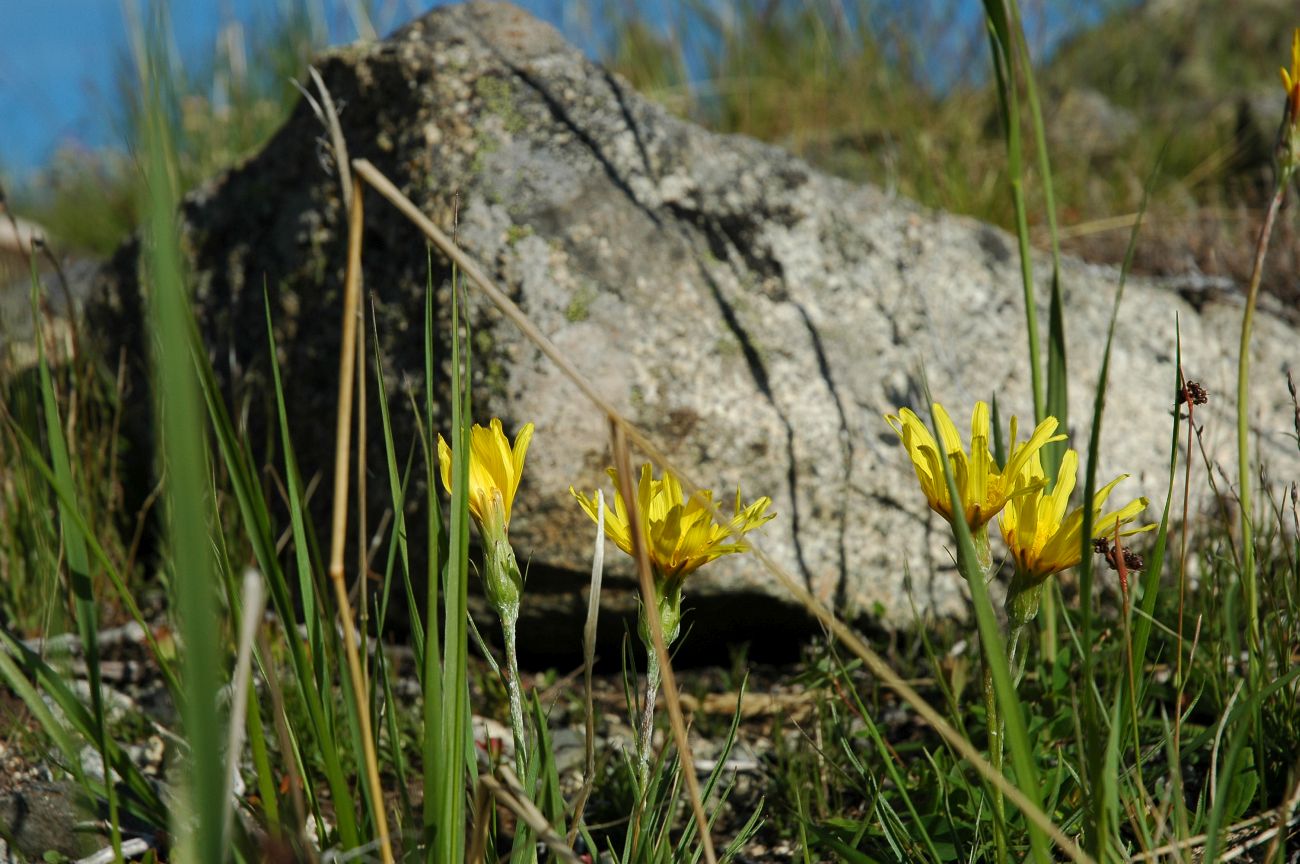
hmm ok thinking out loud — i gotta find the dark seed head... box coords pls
[1094,536,1141,572]
[1177,381,1208,407]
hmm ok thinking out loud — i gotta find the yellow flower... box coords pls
[438,418,534,614]
[1000,448,1152,584]
[1281,27,1300,121]
[1280,28,1300,177]
[438,418,534,534]
[885,401,1064,531]
[571,464,774,586]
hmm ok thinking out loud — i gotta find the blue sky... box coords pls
[0,1,1098,186]
[1,1,133,176]
[0,1,572,181]
[1,1,257,177]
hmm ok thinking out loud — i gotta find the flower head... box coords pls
[438,418,534,534]
[1281,28,1300,178]
[571,464,774,587]
[885,401,1064,531]
[437,418,534,613]
[1000,448,1152,586]
[1281,28,1300,122]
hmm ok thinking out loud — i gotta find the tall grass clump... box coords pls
[134,14,227,859]
[861,7,1300,863]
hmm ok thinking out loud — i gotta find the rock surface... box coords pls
[91,1,1299,640]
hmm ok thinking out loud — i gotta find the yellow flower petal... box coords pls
[1002,447,1152,581]
[572,464,774,584]
[437,434,453,498]
[885,400,1063,531]
[438,419,534,531]
[968,402,991,511]
[1284,28,1300,119]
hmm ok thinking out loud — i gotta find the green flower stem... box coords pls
[983,659,1004,776]
[1237,181,1285,674]
[636,577,682,788]
[638,646,662,788]
[1007,623,1029,687]
[483,519,523,610]
[1006,568,1045,687]
[970,527,1009,860]
[970,525,993,574]
[1235,164,1288,810]
[498,601,527,778]
[485,531,527,777]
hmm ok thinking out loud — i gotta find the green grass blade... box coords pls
[375,449,415,643]
[28,264,123,856]
[376,642,414,822]
[1129,319,1182,683]
[193,320,361,846]
[1202,729,1250,863]
[1006,0,1069,462]
[833,653,943,863]
[530,694,567,834]
[982,0,1042,421]
[263,286,325,690]
[922,393,1051,864]
[243,677,282,837]
[178,233,358,848]
[138,38,225,861]
[1044,277,1068,476]
[3,421,179,695]
[805,824,887,864]
[1101,690,1123,857]
[0,632,87,787]
[0,627,167,824]
[434,267,472,862]
[990,395,1007,467]
[335,645,375,838]
[421,253,446,855]
[369,305,420,664]
[1075,149,1158,858]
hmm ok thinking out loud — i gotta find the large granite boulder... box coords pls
[90,1,1298,649]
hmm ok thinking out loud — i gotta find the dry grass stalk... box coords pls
[567,489,605,847]
[478,767,585,863]
[611,419,718,864]
[221,570,267,851]
[326,182,394,864]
